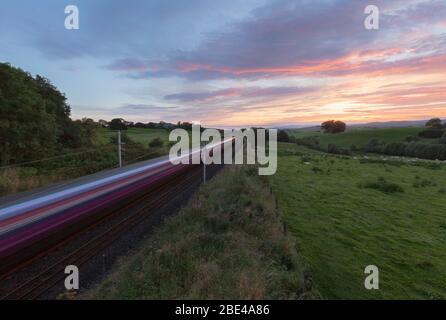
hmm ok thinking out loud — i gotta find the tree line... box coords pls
[101,118,194,131]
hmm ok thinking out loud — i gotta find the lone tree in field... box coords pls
[277,130,290,142]
[321,120,346,134]
[425,118,443,129]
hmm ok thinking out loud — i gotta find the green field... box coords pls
[271,143,446,299]
[96,127,171,147]
[288,127,425,149]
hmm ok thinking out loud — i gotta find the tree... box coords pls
[98,119,109,128]
[321,120,346,134]
[0,63,102,164]
[134,122,146,128]
[0,63,58,164]
[426,118,443,129]
[109,118,128,131]
[277,130,290,142]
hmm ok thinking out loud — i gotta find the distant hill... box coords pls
[285,119,443,132]
[349,120,432,129]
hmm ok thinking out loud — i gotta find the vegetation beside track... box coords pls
[87,165,317,299]
[0,128,170,197]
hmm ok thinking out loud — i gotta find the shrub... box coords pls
[383,142,407,156]
[312,166,323,173]
[413,177,437,188]
[439,132,446,144]
[404,142,446,160]
[363,139,385,153]
[149,138,164,148]
[359,177,404,194]
[327,144,350,155]
[405,136,419,143]
[327,144,339,154]
[418,129,444,139]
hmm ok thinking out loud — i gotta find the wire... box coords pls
[0,145,117,170]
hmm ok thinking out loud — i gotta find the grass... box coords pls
[0,168,63,195]
[270,143,446,299]
[288,127,425,150]
[86,165,318,300]
[96,128,171,147]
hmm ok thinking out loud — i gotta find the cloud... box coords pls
[1,0,261,60]
[106,0,446,80]
[164,86,317,102]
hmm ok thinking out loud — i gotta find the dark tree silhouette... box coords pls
[426,118,443,129]
[277,130,290,142]
[321,120,346,134]
[109,118,128,131]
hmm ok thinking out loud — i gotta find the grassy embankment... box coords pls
[0,128,171,196]
[271,142,446,299]
[87,165,317,299]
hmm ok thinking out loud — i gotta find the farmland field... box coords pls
[271,143,446,299]
[97,128,169,147]
[96,127,171,147]
[288,127,425,149]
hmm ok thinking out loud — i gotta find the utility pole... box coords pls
[118,130,122,168]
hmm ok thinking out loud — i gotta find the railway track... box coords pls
[0,164,221,300]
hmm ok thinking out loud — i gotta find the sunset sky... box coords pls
[1,0,445,127]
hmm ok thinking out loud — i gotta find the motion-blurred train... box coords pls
[0,139,232,274]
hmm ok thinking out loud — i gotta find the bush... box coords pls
[312,166,323,173]
[327,144,350,155]
[149,138,164,148]
[405,142,446,160]
[366,140,446,161]
[359,177,404,194]
[439,132,446,144]
[277,130,290,143]
[327,144,339,154]
[413,177,437,188]
[418,129,444,139]
[383,142,407,156]
[405,136,419,143]
[363,139,385,153]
